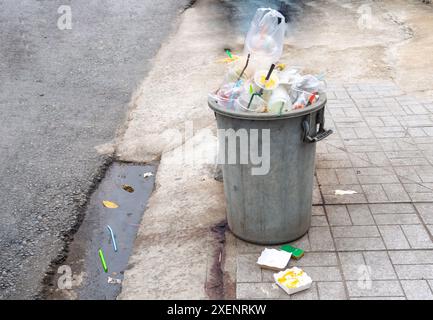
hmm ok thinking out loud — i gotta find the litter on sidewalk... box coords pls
[274,267,312,295]
[256,248,292,270]
[143,172,154,179]
[335,189,358,195]
[107,225,118,252]
[98,248,108,273]
[107,277,122,284]
[280,244,304,260]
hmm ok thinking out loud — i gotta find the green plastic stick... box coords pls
[98,248,108,273]
[225,49,232,59]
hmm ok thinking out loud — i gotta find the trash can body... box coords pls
[209,94,330,244]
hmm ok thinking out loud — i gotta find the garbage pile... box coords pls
[257,245,312,296]
[209,8,325,115]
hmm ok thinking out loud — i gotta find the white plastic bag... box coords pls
[291,74,325,109]
[244,8,286,65]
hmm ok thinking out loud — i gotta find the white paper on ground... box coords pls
[335,189,357,195]
[256,248,291,270]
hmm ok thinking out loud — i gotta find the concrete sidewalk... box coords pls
[234,81,433,300]
[116,0,433,300]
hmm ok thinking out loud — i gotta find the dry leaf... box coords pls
[122,184,134,193]
[103,200,119,209]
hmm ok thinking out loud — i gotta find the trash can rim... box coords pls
[208,92,327,120]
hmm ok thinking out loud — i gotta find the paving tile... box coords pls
[261,269,277,282]
[389,250,433,265]
[309,227,335,251]
[335,168,359,185]
[311,215,329,227]
[323,193,368,204]
[347,204,375,225]
[393,166,422,183]
[316,169,339,185]
[346,280,404,297]
[236,282,289,299]
[362,184,389,202]
[400,280,433,300]
[428,225,433,236]
[363,251,397,280]
[373,214,421,225]
[236,239,271,254]
[395,265,433,280]
[301,266,342,282]
[401,225,433,249]
[236,254,262,282]
[287,232,311,252]
[288,252,338,267]
[335,237,385,251]
[349,153,371,167]
[325,205,352,226]
[366,152,390,167]
[415,203,433,224]
[382,184,411,202]
[312,206,325,216]
[339,252,365,280]
[318,282,347,300]
[356,168,399,184]
[378,225,410,249]
[290,283,318,300]
[369,203,415,214]
[332,226,380,238]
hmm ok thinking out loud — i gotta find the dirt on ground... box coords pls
[275,0,433,98]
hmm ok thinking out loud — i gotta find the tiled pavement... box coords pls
[234,81,433,300]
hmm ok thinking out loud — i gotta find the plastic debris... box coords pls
[107,225,118,252]
[102,200,119,209]
[256,248,292,271]
[274,267,312,295]
[98,248,108,273]
[280,244,304,260]
[121,184,135,193]
[143,172,154,179]
[107,277,122,284]
[244,8,286,65]
[335,190,358,195]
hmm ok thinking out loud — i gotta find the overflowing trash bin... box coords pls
[208,8,333,244]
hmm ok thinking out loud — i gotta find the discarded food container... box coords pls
[208,93,332,244]
[268,86,292,114]
[257,248,291,270]
[274,267,312,295]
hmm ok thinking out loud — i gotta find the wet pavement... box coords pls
[44,162,157,300]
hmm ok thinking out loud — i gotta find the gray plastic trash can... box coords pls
[208,94,332,244]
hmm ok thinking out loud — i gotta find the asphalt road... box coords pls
[0,0,189,299]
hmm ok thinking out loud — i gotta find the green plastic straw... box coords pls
[225,49,232,59]
[98,248,108,273]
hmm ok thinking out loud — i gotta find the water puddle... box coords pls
[44,162,157,300]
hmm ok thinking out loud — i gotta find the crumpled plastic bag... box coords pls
[291,75,325,109]
[244,8,286,64]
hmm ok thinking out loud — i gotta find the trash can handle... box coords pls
[302,107,333,143]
